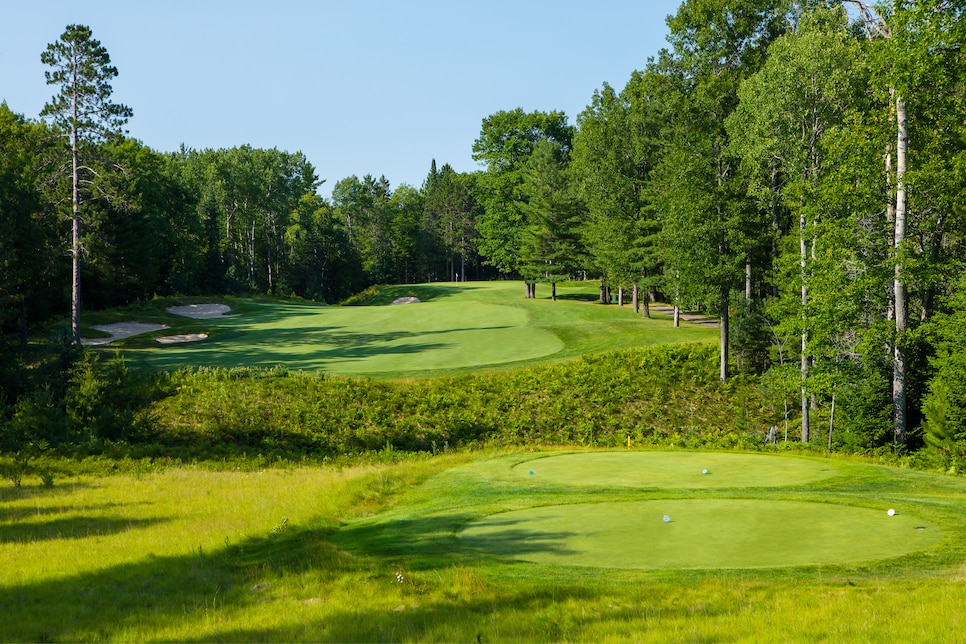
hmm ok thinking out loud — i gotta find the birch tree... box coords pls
[729,6,868,440]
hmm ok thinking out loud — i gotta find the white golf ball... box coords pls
[663,515,671,523]
[887,508,895,516]
[702,469,709,475]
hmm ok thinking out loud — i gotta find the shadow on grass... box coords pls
[0,500,149,523]
[0,482,93,503]
[0,515,169,544]
[554,292,601,303]
[0,510,592,641]
[333,512,580,564]
[128,322,515,371]
[186,584,615,643]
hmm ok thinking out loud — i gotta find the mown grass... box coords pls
[90,281,715,378]
[1,450,964,642]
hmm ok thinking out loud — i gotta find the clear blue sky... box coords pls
[2,0,681,197]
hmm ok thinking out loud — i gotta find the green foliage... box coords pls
[921,381,964,474]
[472,108,575,277]
[149,344,768,458]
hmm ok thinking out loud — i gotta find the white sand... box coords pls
[156,333,209,344]
[82,322,169,346]
[390,297,420,305]
[166,303,234,318]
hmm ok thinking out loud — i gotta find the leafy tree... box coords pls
[653,0,789,381]
[728,5,869,438]
[572,80,661,313]
[177,146,320,294]
[844,0,966,444]
[472,108,574,295]
[0,104,52,350]
[40,24,132,344]
[923,268,966,452]
[332,174,395,284]
[387,184,424,284]
[284,193,362,302]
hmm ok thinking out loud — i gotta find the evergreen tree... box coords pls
[40,24,132,344]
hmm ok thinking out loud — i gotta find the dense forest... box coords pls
[1,1,965,465]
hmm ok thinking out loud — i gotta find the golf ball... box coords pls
[663,515,671,523]
[702,469,709,475]
[887,508,895,516]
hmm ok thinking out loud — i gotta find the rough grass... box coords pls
[2,450,964,642]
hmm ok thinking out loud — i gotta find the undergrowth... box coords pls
[151,344,771,458]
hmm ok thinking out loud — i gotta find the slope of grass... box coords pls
[150,344,766,457]
[97,282,715,377]
[1,450,964,642]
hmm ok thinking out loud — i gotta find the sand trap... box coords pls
[82,322,169,346]
[156,333,208,344]
[166,304,234,318]
[391,297,420,305]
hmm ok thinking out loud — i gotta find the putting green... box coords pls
[459,500,941,569]
[515,451,839,488]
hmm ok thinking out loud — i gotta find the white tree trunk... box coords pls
[800,208,810,443]
[893,94,908,445]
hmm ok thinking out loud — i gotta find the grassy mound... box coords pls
[151,344,767,457]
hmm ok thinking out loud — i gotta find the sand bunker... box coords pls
[166,304,234,318]
[390,297,420,305]
[82,322,169,346]
[156,333,208,344]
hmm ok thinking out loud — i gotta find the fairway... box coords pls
[514,451,839,488]
[111,281,716,375]
[127,299,564,373]
[459,499,940,569]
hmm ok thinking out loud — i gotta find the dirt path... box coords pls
[648,304,718,326]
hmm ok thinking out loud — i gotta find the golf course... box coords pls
[81,281,716,377]
[7,0,966,639]
[0,281,961,641]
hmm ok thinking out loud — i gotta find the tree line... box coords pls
[2,1,965,462]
